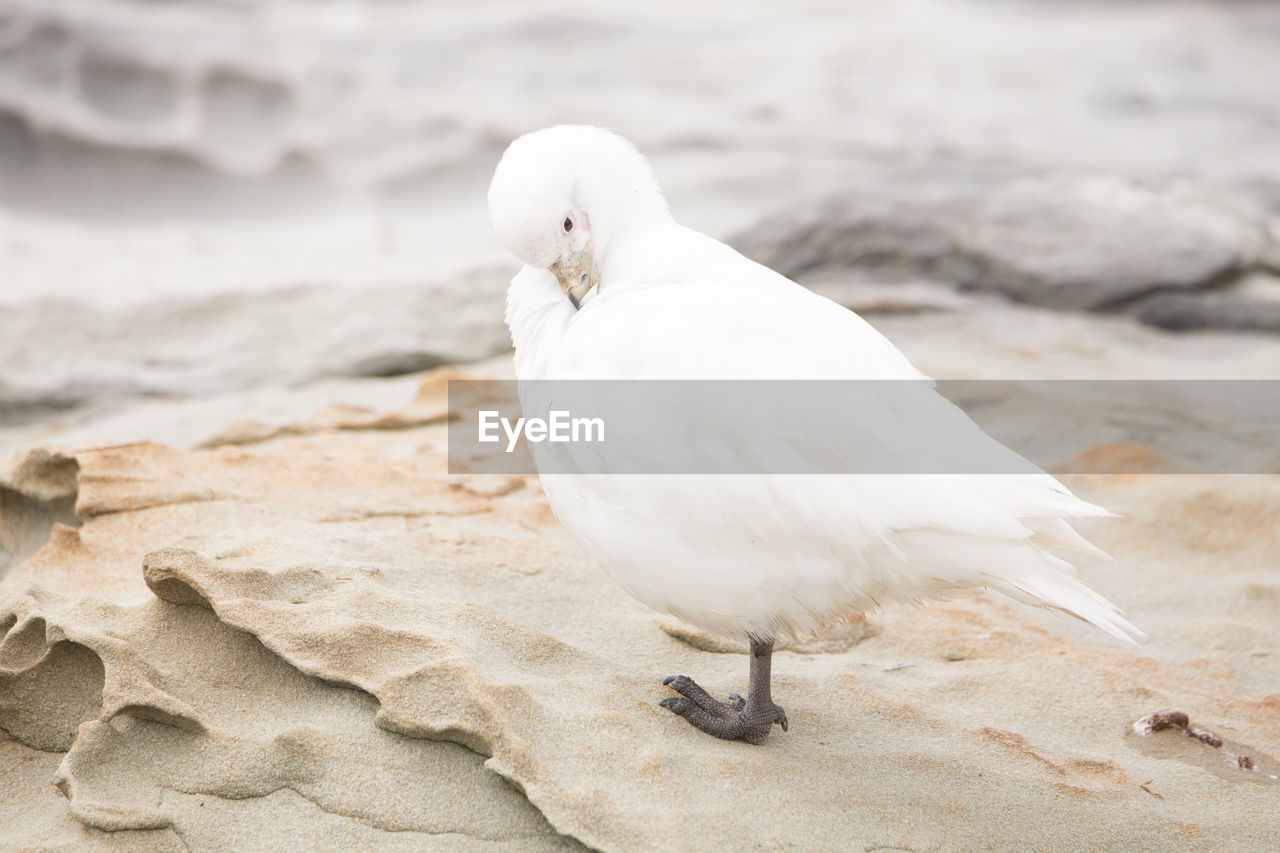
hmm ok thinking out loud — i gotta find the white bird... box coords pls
[487,125,1142,744]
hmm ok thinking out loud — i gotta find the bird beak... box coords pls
[550,247,600,310]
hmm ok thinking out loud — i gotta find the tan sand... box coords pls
[2,352,1277,850]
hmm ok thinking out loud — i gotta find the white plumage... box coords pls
[489,125,1142,647]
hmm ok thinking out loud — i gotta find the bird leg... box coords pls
[659,637,788,744]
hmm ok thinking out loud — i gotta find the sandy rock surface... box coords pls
[2,366,1278,851]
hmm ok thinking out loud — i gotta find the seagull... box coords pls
[487,125,1142,745]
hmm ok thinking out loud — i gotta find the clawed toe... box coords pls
[658,674,787,744]
[661,674,730,715]
[658,638,787,744]
[775,705,789,732]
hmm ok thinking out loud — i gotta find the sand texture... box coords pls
[2,365,1278,851]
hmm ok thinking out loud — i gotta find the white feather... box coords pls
[492,126,1143,644]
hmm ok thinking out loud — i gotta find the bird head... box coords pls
[487,125,670,309]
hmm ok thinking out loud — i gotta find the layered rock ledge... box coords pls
[2,369,1278,850]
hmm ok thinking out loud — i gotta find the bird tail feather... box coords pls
[896,528,1144,644]
[983,552,1145,644]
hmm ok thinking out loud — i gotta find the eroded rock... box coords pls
[1134,273,1280,333]
[0,448,80,576]
[1,369,1277,849]
[732,174,1277,326]
[0,274,513,415]
[955,176,1261,310]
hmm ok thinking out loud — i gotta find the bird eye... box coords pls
[563,216,574,233]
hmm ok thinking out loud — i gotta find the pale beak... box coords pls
[550,248,600,310]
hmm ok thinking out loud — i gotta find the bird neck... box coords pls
[595,217,688,288]
[576,168,673,276]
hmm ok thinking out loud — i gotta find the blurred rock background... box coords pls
[2,0,1280,443]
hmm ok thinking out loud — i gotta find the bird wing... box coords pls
[549,237,1100,509]
[531,234,1138,641]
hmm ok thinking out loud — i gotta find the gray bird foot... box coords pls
[659,675,788,745]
